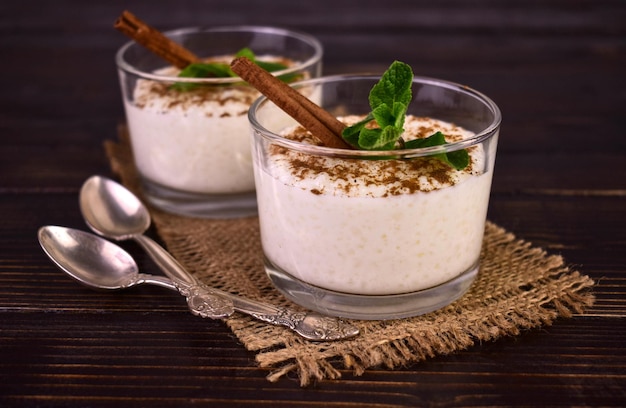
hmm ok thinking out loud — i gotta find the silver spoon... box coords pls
[78,176,360,341]
[38,225,232,318]
[38,225,359,341]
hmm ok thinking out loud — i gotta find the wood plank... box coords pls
[1,313,624,406]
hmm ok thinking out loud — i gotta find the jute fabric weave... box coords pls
[104,126,594,386]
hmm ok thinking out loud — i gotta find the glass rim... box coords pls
[115,25,323,85]
[248,74,502,158]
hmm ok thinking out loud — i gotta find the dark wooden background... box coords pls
[1,0,625,406]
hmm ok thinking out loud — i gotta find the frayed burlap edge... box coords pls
[104,126,595,386]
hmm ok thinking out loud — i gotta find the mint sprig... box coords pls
[404,131,470,170]
[342,61,412,150]
[341,60,470,170]
[171,47,294,91]
[172,62,232,91]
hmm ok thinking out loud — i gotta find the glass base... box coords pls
[265,258,478,320]
[140,177,257,219]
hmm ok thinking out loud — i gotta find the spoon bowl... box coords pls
[38,225,229,314]
[37,225,170,290]
[79,175,209,291]
[79,176,150,240]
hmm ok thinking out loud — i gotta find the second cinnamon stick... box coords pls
[230,57,351,149]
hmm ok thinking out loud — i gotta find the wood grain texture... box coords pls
[1,0,625,406]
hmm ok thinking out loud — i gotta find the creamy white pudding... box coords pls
[254,115,494,295]
[116,26,324,218]
[124,62,263,194]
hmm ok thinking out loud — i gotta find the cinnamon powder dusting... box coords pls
[133,55,297,117]
[271,115,481,197]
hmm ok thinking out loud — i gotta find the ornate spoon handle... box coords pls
[134,234,234,318]
[172,280,235,319]
[133,234,358,341]
[208,287,360,341]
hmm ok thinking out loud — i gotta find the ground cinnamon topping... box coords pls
[132,56,299,116]
[271,115,479,197]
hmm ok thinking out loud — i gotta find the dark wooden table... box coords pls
[2,1,625,406]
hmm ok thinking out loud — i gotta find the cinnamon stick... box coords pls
[114,10,200,69]
[230,57,351,149]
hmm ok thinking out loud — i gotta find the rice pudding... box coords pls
[125,60,277,194]
[254,115,494,295]
[116,26,324,217]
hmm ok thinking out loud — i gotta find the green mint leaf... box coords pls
[236,47,292,78]
[342,61,413,150]
[341,130,360,147]
[444,149,470,170]
[277,72,303,83]
[357,126,401,150]
[371,104,395,128]
[237,47,290,75]
[369,61,413,110]
[377,126,403,150]
[356,128,383,149]
[341,113,375,147]
[403,131,447,149]
[170,62,235,91]
[404,132,470,170]
[235,47,256,59]
[255,60,287,72]
[179,62,233,78]
[371,101,407,129]
[391,101,408,128]
[172,47,298,91]
[255,60,302,83]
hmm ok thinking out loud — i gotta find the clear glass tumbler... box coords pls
[249,74,501,319]
[116,26,322,218]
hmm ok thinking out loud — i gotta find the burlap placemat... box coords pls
[104,126,595,386]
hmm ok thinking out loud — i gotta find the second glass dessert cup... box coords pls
[116,26,323,218]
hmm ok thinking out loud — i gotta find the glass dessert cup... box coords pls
[249,75,501,320]
[116,26,323,218]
